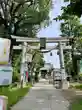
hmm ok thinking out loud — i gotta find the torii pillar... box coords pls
[20,42,28,86]
[59,42,69,89]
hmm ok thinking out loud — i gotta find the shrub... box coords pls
[69,84,82,90]
[0,86,30,109]
[74,85,82,89]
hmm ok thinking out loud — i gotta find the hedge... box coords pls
[69,84,82,90]
[74,85,82,89]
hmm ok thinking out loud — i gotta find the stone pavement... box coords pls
[11,79,69,110]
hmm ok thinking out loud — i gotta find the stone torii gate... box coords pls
[11,35,71,89]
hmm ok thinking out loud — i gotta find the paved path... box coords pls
[11,79,69,110]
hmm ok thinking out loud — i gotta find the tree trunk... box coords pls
[9,37,16,65]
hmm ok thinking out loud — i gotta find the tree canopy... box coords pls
[0,0,52,37]
[54,3,82,77]
[64,0,82,17]
[0,0,52,81]
[60,15,81,37]
[54,7,82,38]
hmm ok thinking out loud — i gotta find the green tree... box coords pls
[54,6,82,77]
[0,0,52,64]
[64,0,82,17]
[33,52,44,82]
[0,0,52,37]
[28,49,44,73]
[64,51,72,74]
[27,49,44,82]
[60,15,81,37]
[0,0,52,83]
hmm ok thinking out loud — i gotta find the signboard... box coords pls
[40,38,46,49]
[0,99,3,110]
[0,65,12,85]
[26,53,32,62]
[0,38,11,64]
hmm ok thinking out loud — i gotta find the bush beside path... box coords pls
[0,84,31,110]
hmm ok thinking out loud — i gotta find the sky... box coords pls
[37,0,68,68]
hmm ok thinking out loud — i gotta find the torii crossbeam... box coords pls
[11,35,70,43]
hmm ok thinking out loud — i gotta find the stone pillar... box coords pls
[59,42,65,78]
[20,42,27,86]
[59,42,69,89]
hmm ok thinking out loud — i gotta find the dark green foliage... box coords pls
[12,50,21,82]
[0,0,52,37]
[64,0,82,17]
[54,3,82,77]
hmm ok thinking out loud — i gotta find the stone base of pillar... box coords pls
[62,80,69,89]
